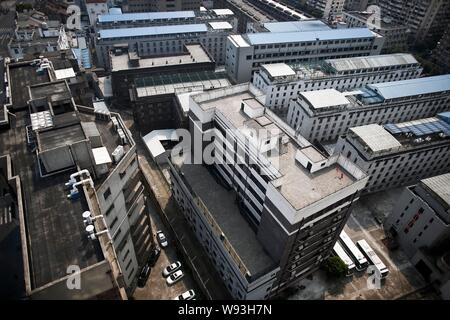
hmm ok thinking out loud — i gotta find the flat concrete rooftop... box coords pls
[110,44,212,72]
[174,159,274,275]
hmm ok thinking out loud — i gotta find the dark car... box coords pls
[148,246,161,267]
[137,264,151,288]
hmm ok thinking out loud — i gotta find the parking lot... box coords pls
[289,188,439,300]
[132,199,200,300]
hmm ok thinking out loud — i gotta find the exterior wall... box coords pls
[385,184,450,258]
[306,0,345,19]
[87,2,109,26]
[254,61,422,118]
[225,33,384,83]
[334,136,450,194]
[289,91,450,142]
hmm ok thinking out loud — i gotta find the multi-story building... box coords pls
[225,22,384,83]
[431,23,450,74]
[334,112,450,194]
[168,83,368,299]
[288,75,450,142]
[385,173,450,299]
[0,56,153,298]
[344,0,369,11]
[95,20,236,69]
[245,0,311,21]
[86,0,109,26]
[306,0,346,20]
[374,0,450,45]
[252,53,421,117]
[122,0,201,12]
[343,11,408,53]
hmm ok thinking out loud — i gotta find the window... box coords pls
[103,188,111,200]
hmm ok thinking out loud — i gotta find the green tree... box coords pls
[322,256,348,278]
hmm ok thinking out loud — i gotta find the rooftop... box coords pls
[227,0,275,23]
[98,10,196,23]
[244,27,376,45]
[172,157,275,275]
[367,74,450,100]
[110,44,212,72]
[262,20,331,33]
[421,173,450,207]
[261,63,296,78]
[350,124,402,153]
[208,21,233,30]
[98,23,208,40]
[300,89,350,109]
[194,84,361,210]
[326,53,419,72]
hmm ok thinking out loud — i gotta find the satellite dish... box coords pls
[85,225,95,233]
[82,211,91,219]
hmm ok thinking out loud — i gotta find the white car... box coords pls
[166,270,184,285]
[174,290,195,300]
[156,231,168,248]
[163,261,181,277]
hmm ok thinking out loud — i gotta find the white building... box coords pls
[306,0,346,20]
[225,21,384,83]
[86,0,109,26]
[169,83,368,299]
[252,53,422,118]
[122,0,201,12]
[334,112,450,194]
[95,22,235,69]
[287,75,450,142]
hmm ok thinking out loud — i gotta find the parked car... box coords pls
[166,270,184,285]
[137,264,151,288]
[148,246,161,267]
[156,231,168,247]
[174,290,195,300]
[163,261,181,277]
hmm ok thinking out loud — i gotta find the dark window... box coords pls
[104,188,111,200]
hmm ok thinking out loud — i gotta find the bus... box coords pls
[339,230,368,271]
[356,239,389,279]
[332,242,355,276]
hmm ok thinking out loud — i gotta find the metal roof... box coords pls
[367,74,450,100]
[98,11,195,23]
[263,20,331,33]
[421,173,450,207]
[384,115,450,137]
[262,63,296,77]
[98,24,208,39]
[300,89,350,109]
[245,28,375,45]
[208,21,233,30]
[326,53,418,72]
[351,124,402,152]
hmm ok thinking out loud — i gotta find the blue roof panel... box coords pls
[368,75,450,100]
[245,28,375,45]
[98,11,195,23]
[98,24,208,39]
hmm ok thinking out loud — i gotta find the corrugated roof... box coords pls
[245,28,375,45]
[351,124,402,152]
[262,63,296,77]
[326,53,418,72]
[98,24,208,39]
[98,11,195,23]
[300,89,350,109]
[263,20,331,33]
[368,74,450,100]
[421,173,450,207]
[208,21,233,30]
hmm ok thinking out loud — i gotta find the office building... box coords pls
[431,23,450,74]
[95,20,236,69]
[306,0,346,20]
[385,173,450,299]
[344,0,369,11]
[334,112,450,194]
[122,0,201,12]
[225,22,384,83]
[252,53,421,117]
[288,75,450,142]
[343,11,409,53]
[86,0,109,26]
[0,57,153,298]
[168,83,368,299]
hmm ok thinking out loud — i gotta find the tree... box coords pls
[322,256,348,278]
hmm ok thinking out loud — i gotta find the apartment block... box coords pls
[385,173,450,298]
[225,21,384,83]
[0,57,153,298]
[334,112,450,194]
[306,0,346,20]
[168,83,368,299]
[252,53,421,118]
[95,20,236,69]
[343,11,409,53]
[431,23,450,74]
[288,75,450,142]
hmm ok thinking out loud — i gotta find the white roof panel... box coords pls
[326,53,418,72]
[421,173,450,206]
[208,21,233,30]
[99,24,207,39]
[350,124,402,152]
[262,63,296,78]
[300,89,350,109]
[212,9,234,16]
[92,147,112,165]
[54,68,76,80]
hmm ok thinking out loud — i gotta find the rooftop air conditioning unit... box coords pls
[111,145,125,163]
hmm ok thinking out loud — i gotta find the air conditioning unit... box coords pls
[111,145,125,163]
